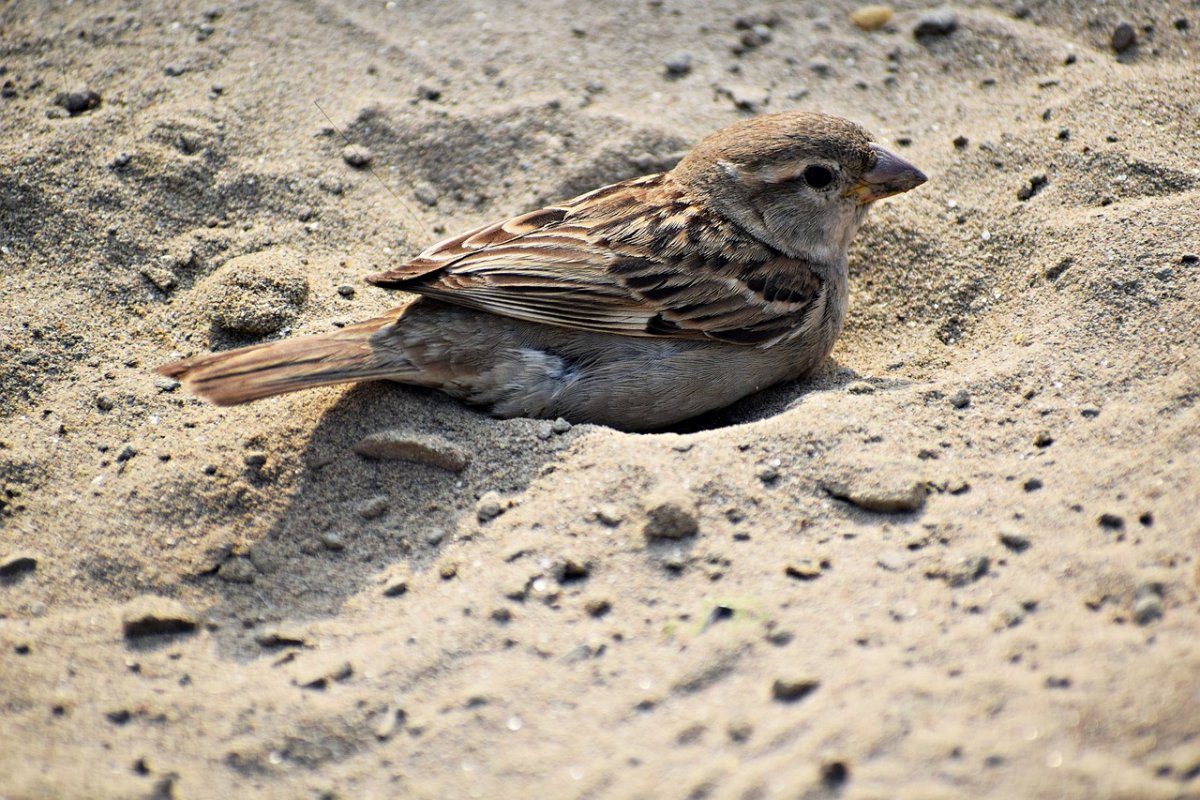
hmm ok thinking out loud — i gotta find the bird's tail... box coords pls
[157,316,402,406]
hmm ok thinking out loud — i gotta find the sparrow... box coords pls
[159,112,926,431]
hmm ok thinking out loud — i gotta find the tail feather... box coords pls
[158,316,400,406]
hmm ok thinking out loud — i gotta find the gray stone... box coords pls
[358,496,389,520]
[353,430,468,472]
[823,476,926,513]
[342,144,372,168]
[1111,22,1136,53]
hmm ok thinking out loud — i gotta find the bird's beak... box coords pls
[844,144,927,203]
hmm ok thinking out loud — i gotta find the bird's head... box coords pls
[673,111,926,264]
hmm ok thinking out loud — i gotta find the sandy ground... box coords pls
[2,1,1199,797]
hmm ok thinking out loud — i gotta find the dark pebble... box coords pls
[1098,513,1124,531]
[953,135,969,149]
[163,63,190,77]
[1111,22,1137,53]
[0,553,38,579]
[771,676,820,703]
[1174,18,1189,31]
[914,10,958,38]
[820,761,850,788]
[1022,478,1043,492]
[663,52,693,76]
[1180,254,1198,265]
[1057,128,1070,141]
[337,284,356,298]
[1034,431,1054,447]
[121,596,199,639]
[382,576,408,597]
[949,389,970,409]
[998,531,1031,553]
[1016,173,1049,201]
[54,89,101,116]
[1064,52,1077,65]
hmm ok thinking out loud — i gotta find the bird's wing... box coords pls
[367,175,828,346]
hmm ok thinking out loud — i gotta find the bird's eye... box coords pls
[802,165,834,190]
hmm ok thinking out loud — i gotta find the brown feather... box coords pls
[157,317,399,406]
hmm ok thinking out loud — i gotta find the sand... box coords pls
[1,1,1199,797]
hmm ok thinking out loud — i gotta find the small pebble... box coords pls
[163,63,190,77]
[850,5,893,31]
[536,422,554,440]
[756,464,780,483]
[663,52,693,76]
[823,476,926,514]
[218,558,256,584]
[1034,431,1054,448]
[476,491,505,522]
[243,452,267,469]
[337,284,356,298]
[358,496,389,520]
[382,576,408,597]
[594,504,623,527]
[121,596,199,639]
[927,555,989,587]
[643,491,699,540]
[998,531,1031,553]
[54,88,101,116]
[342,144,373,168]
[1111,22,1137,53]
[319,531,346,551]
[0,553,38,580]
[846,380,876,395]
[1133,584,1163,625]
[771,676,820,703]
[551,417,572,434]
[721,84,769,113]
[949,389,970,409]
[96,395,115,412]
[295,659,353,690]
[784,560,824,581]
[255,626,310,647]
[585,598,612,617]
[1098,513,1124,531]
[353,430,468,472]
[1017,173,1049,201]
[914,9,958,38]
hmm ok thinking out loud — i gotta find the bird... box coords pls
[158,111,926,431]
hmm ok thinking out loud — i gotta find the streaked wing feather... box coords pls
[367,175,826,346]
